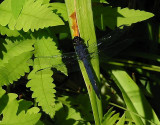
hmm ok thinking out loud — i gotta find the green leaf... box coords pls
[27,69,56,118]
[0,88,5,98]
[0,93,41,125]
[102,107,115,121]
[0,38,34,86]
[17,100,33,114]
[1,94,19,119]
[128,121,134,125]
[107,113,119,125]
[65,0,102,124]
[58,95,93,121]
[0,0,64,32]
[27,36,67,118]
[111,69,160,125]
[50,3,68,21]
[0,38,34,67]
[54,102,91,125]
[102,107,120,125]
[92,0,108,3]
[0,25,20,37]
[116,113,125,125]
[11,0,26,19]
[93,6,154,30]
[42,0,50,4]
[0,52,33,86]
[28,36,67,75]
[0,88,6,114]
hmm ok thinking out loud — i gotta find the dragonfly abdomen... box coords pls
[83,58,100,98]
[73,36,100,98]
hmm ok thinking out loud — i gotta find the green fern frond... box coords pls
[42,0,50,4]
[0,25,20,37]
[0,52,33,86]
[0,92,41,124]
[0,38,34,67]
[27,69,56,118]
[17,99,33,114]
[0,38,34,86]
[27,36,67,118]
[0,0,64,32]
[11,0,25,19]
[93,6,154,30]
[50,3,68,21]
[30,36,67,75]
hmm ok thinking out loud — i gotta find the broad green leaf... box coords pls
[93,6,154,30]
[27,69,56,118]
[11,0,26,19]
[0,93,41,125]
[111,69,160,125]
[0,0,64,32]
[106,60,160,72]
[42,0,50,4]
[58,95,93,121]
[0,25,20,37]
[50,3,68,21]
[65,0,102,125]
[54,102,91,125]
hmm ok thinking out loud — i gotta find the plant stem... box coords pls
[65,0,103,124]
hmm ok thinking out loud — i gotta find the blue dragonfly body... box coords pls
[73,36,100,98]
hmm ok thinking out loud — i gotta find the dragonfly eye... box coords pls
[73,36,82,44]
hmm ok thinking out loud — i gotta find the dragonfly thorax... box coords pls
[73,36,89,61]
[73,36,84,46]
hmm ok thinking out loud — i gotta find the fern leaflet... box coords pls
[27,36,67,118]
[0,38,34,86]
[0,92,41,124]
[0,0,64,32]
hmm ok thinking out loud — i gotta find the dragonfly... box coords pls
[31,26,134,98]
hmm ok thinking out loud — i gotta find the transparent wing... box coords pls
[89,39,134,62]
[34,52,77,59]
[28,52,80,75]
[88,26,133,60]
[28,26,132,74]
[88,26,131,53]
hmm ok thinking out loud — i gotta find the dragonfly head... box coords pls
[73,36,84,46]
